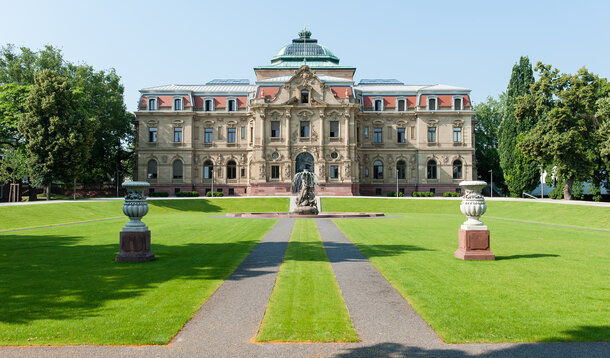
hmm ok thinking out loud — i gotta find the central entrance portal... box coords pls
[295,152,314,174]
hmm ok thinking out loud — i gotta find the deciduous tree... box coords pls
[474,96,506,194]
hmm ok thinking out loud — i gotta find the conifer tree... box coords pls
[498,56,540,196]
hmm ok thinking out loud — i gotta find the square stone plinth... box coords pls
[116,230,155,262]
[454,229,495,260]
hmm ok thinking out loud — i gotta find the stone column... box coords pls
[116,181,155,262]
[454,181,495,260]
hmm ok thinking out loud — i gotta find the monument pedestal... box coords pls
[454,229,495,260]
[116,230,155,262]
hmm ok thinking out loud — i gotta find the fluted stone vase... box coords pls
[455,180,494,260]
[116,181,155,262]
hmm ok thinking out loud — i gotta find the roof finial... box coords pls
[299,26,311,39]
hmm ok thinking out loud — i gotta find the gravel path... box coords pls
[0,218,607,357]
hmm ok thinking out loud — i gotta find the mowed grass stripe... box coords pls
[256,219,358,342]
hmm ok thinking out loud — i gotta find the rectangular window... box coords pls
[227,128,236,143]
[148,127,157,142]
[329,121,339,138]
[241,126,246,139]
[454,98,462,110]
[374,99,382,111]
[427,127,436,142]
[204,99,213,111]
[356,127,360,142]
[300,121,310,137]
[330,165,339,179]
[301,90,309,103]
[428,98,437,110]
[204,128,213,143]
[397,99,406,111]
[397,127,406,143]
[271,165,280,179]
[174,127,183,142]
[228,188,235,196]
[174,98,182,110]
[148,98,157,110]
[374,127,383,143]
[364,127,369,139]
[241,168,245,177]
[228,99,236,112]
[453,127,462,142]
[271,121,280,137]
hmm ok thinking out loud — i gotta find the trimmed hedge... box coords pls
[442,192,462,197]
[176,191,200,197]
[205,191,224,197]
[412,191,435,197]
[386,191,404,197]
[148,191,169,197]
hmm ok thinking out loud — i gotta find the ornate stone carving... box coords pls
[459,181,488,229]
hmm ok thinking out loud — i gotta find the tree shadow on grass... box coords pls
[148,199,223,213]
[0,234,258,324]
[495,254,560,261]
[333,341,610,358]
[540,325,610,342]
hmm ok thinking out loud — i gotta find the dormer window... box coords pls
[397,98,406,112]
[301,90,309,104]
[428,96,437,111]
[148,97,157,111]
[173,97,183,111]
[374,98,383,111]
[204,98,214,111]
[453,96,463,111]
[227,98,236,112]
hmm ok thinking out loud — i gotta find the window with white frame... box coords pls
[204,128,213,143]
[453,127,462,142]
[227,98,236,112]
[174,127,183,143]
[374,98,383,111]
[173,97,183,111]
[397,98,406,112]
[148,127,157,142]
[427,96,437,110]
[227,127,236,143]
[373,127,383,143]
[148,97,157,111]
[204,98,214,111]
[427,126,437,142]
[453,96,463,110]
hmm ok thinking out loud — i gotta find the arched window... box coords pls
[373,160,383,179]
[203,160,213,179]
[148,98,157,110]
[227,160,237,179]
[397,98,406,112]
[396,160,406,180]
[453,160,463,179]
[427,160,437,179]
[174,98,182,111]
[428,97,437,110]
[147,159,157,179]
[173,160,183,179]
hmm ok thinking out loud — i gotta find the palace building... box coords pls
[134,29,476,196]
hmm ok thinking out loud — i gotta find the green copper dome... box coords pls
[268,29,340,68]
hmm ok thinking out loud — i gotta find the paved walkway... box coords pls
[1,219,608,357]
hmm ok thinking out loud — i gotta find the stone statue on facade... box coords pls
[291,169,319,215]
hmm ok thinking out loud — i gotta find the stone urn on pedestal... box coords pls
[454,181,495,260]
[116,181,155,262]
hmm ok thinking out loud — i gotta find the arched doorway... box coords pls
[295,152,314,174]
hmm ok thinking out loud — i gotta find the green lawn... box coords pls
[0,198,287,345]
[256,219,358,342]
[326,198,610,343]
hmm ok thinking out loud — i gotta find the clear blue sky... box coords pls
[1,0,608,111]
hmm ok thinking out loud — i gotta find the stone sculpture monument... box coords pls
[116,181,155,262]
[454,181,495,260]
[291,169,319,215]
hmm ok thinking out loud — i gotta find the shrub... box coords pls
[386,191,404,197]
[148,191,169,197]
[176,191,200,197]
[412,191,434,197]
[442,192,461,197]
[205,191,224,197]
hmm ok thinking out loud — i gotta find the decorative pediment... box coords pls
[268,66,343,106]
[296,110,314,120]
[146,119,158,126]
[453,119,465,126]
[427,119,439,127]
